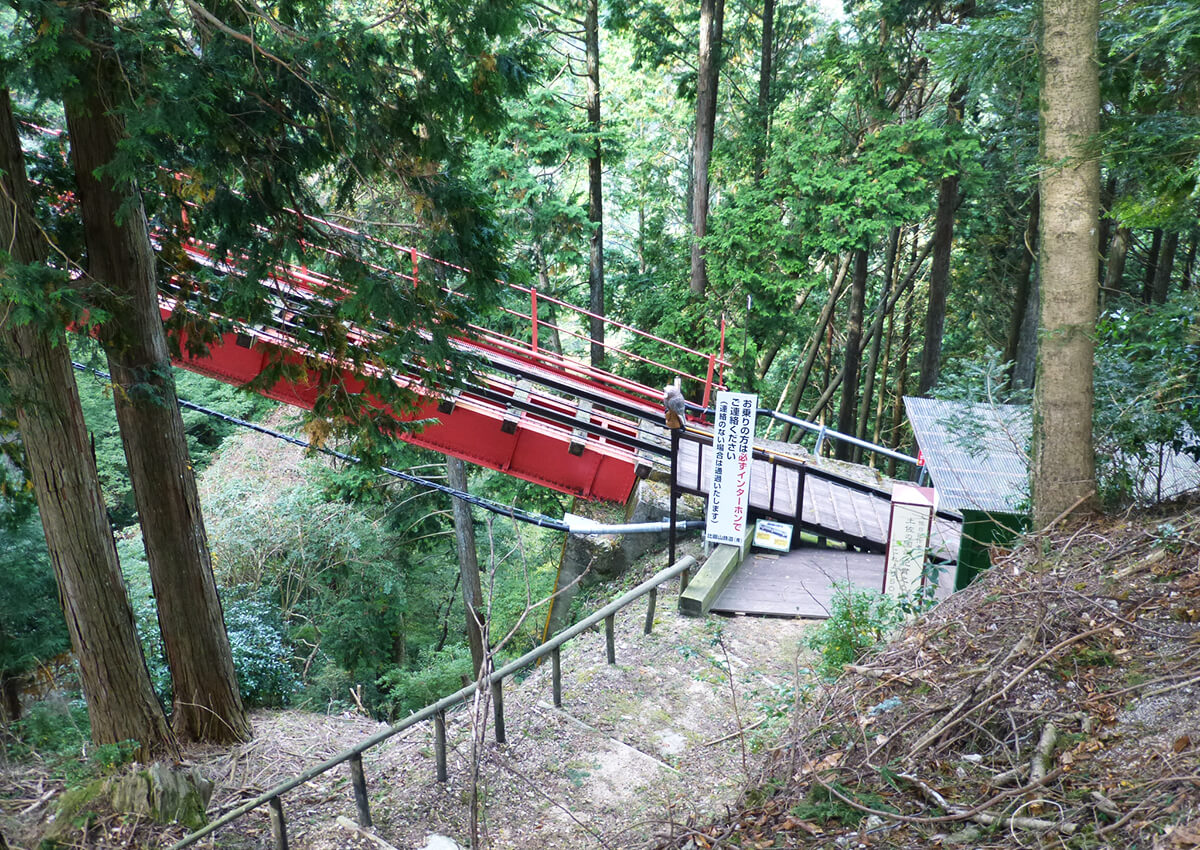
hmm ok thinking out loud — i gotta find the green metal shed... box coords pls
[904,397,1031,590]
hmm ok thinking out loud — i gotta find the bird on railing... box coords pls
[664,383,686,430]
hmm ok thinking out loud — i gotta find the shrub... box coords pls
[806,584,903,678]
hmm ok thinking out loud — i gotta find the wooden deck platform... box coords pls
[711,548,886,618]
[710,544,957,619]
[675,437,962,560]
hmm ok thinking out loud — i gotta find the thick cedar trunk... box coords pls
[1102,226,1130,298]
[1004,195,1039,384]
[1033,0,1099,527]
[585,0,605,367]
[446,456,486,677]
[835,248,868,460]
[753,0,776,180]
[856,226,901,460]
[689,0,724,296]
[64,3,249,743]
[1150,231,1178,305]
[1141,228,1162,303]
[0,90,177,759]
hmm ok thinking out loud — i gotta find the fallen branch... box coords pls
[1029,722,1057,786]
[336,816,401,850]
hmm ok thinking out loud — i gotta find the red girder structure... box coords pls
[165,238,730,504]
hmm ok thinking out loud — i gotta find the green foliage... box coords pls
[71,342,273,528]
[3,697,137,785]
[790,782,893,826]
[806,584,903,678]
[377,644,474,719]
[0,513,70,681]
[1094,294,1200,504]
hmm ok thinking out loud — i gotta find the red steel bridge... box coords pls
[162,229,728,505]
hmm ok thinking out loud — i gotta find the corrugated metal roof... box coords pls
[904,397,1031,514]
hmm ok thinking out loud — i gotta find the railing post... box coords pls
[669,427,680,567]
[268,797,289,850]
[492,680,506,744]
[814,425,827,456]
[644,587,657,635]
[530,287,539,353]
[349,753,372,828]
[410,247,419,288]
[701,353,716,410]
[434,709,448,782]
[551,646,562,707]
[717,316,727,390]
[605,614,616,664]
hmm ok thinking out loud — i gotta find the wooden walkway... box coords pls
[675,436,962,560]
[711,545,956,619]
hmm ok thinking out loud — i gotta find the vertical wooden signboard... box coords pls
[883,484,937,600]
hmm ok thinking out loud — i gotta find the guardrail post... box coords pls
[701,353,716,410]
[814,425,827,456]
[268,797,289,850]
[644,587,657,635]
[551,646,562,707]
[434,709,448,782]
[492,680,506,744]
[530,287,539,352]
[349,753,372,828]
[605,614,616,664]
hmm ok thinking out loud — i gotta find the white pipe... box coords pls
[562,513,705,535]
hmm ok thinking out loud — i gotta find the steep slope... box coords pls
[665,502,1200,849]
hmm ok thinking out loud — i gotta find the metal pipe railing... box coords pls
[171,556,697,850]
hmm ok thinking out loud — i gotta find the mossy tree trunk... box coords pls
[0,89,178,760]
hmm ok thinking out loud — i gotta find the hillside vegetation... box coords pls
[666,503,1200,849]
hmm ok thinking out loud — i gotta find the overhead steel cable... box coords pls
[71,362,706,534]
[72,362,570,532]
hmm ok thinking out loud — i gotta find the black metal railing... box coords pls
[171,556,696,850]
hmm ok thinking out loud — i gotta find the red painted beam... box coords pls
[168,315,641,503]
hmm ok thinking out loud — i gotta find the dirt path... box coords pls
[175,575,816,850]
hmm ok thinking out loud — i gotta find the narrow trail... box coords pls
[175,573,814,849]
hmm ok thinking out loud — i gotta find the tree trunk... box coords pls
[1150,230,1178,305]
[446,456,486,677]
[534,247,563,355]
[1004,195,1039,386]
[916,88,965,396]
[1033,0,1099,527]
[689,0,725,296]
[1141,228,1162,303]
[1102,225,1130,299]
[886,289,916,478]
[1011,274,1040,391]
[836,247,868,460]
[1096,175,1116,283]
[753,0,776,180]
[1182,232,1197,291]
[64,1,249,744]
[585,0,605,368]
[0,89,177,760]
[781,256,849,439]
[856,226,901,461]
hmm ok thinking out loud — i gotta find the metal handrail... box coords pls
[684,400,924,478]
[171,556,697,850]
